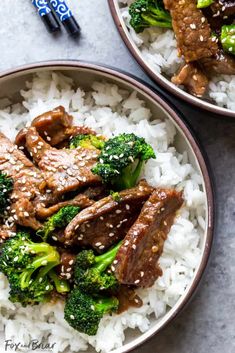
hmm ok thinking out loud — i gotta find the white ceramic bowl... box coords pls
[108,0,235,118]
[0,61,214,353]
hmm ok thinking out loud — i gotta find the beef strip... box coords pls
[82,185,109,201]
[0,132,47,236]
[164,0,218,62]
[199,50,235,75]
[24,127,101,197]
[203,0,235,30]
[15,106,96,149]
[116,286,143,314]
[114,188,183,288]
[36,193,94,219]
[213,0,235,17]
[56,250,76,280]
[64,180,154,252]
[172,63,209,97]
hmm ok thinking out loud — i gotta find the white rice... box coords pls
[0,72,206,353]
[119,0,235,111]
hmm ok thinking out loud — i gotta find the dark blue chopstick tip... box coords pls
[62,16,81,37]
[48,0,81,37]
[41,12,61,33]
[32,0,61,34]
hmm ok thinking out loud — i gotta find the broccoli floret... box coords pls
[74,242,122,293]
[64,288,119,335]
[110,191,121,202]
[8,272,53,307]
[48,269,70,294]
[0,172,13,214]
[197,0,214,8]
[37,205,80,241]
[0,231,69,306]
[129,0,172,33]
[92,133,156,190]
[221,25,235,56]
[70,134,105,150]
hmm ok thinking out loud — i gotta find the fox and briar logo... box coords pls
[4,339,56,351]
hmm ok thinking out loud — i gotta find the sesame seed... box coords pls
[152,246,158,253]
[95,242,102,246]
[113,260,118,265]
[132,244,136,250]
[69,260,74,265]
[46,285,50,291]
[190,24,196,29]
[24,212,29,217]
[109,233,114,237]
[70,315,75,320]
[134,279,140,284]
[126,204,130,210]
[67,267,72,272]
[99,245,105,250]
[42,260,48,266]
[116,209,122,214]
[140,271,144,277]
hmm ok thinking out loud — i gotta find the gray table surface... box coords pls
[0,1,234,353]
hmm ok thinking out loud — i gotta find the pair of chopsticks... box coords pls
[32,0,80,36]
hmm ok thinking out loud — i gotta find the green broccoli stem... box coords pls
[48,270,70,293]
[95,296,119,313]
[26,243,55,254]
[115,159,144,190]
[148,6,172,21]
[142,14,172,28]
[197,0,214,8]
[94,242,122,272]
[20,249,60,289]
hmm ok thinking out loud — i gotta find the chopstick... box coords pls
[32,0,61,33]
[48,0,81,37]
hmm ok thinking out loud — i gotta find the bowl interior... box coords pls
[0,64,212,353]
[108,0,235,118]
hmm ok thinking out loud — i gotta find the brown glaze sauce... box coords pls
[116,286,143,314]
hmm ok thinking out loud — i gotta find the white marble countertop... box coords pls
[0,1,235,353]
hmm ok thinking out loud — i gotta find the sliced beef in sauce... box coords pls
[82,185,109,201]
[164,0,218,62]
[204,0,235,30]
[56,251,76,280]
[0,132,47,235]
[114,188,183,288]
[15,106,96,149]
[172,63,209,97]
[36,193,94,219]
[116,286,143,314]
[64,180,154,252]
[24,127,101,197]
[199,50,235,75]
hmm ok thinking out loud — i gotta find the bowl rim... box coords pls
[0,60,215,353]
[108,0,235,118]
